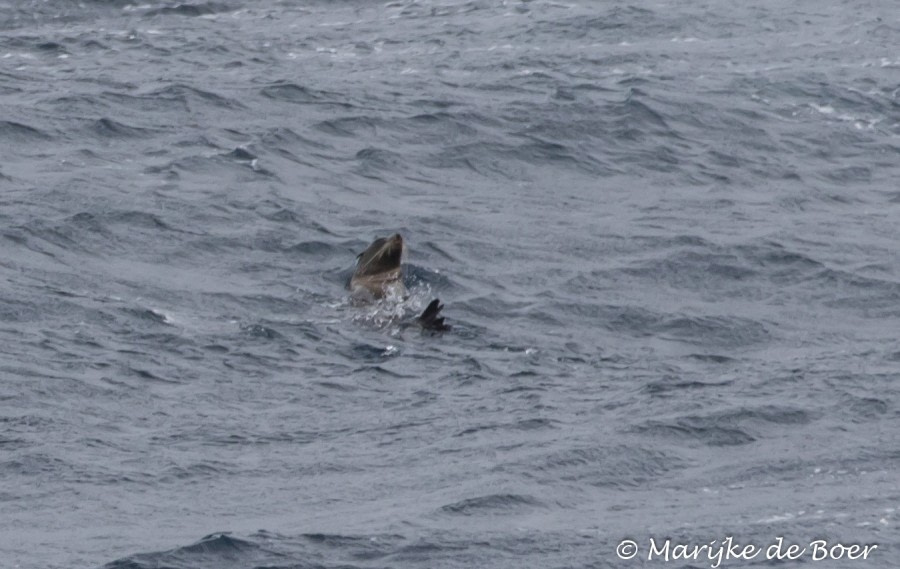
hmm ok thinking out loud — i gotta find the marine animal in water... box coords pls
[350,233,449,331]
[350,233,407,300]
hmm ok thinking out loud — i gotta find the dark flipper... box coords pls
[418,299,450,332]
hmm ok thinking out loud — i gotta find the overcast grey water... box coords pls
[2,1,899,568]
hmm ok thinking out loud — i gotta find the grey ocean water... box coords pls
[2,1,899,567]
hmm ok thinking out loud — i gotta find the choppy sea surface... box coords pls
[2,1,899,568]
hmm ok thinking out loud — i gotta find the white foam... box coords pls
[810,103,834,115]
